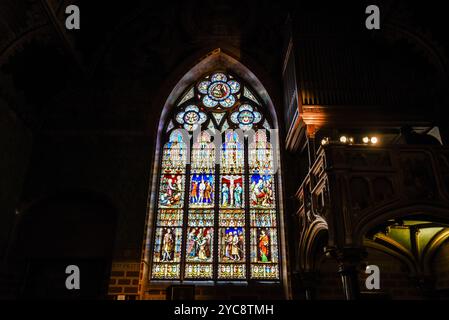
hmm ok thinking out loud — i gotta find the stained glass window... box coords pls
[151,71,280,282]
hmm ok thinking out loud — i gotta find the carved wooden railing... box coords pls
[295,144,449,270]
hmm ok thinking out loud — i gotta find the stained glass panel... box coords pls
[152,227,183,263]
[250,228,278,264]
[156,209,184,227]
[161,134,186,174]
[249,130,274,174]
[227,80,241,93]
[189,174,214,208]
[212,112,225,125]
[218,264,246,279]
[250,209,277,228]
[249,146,273,174]
[250,264,279,279]
[219,227,245,263]
[185,264,214,279]
[249,174,275,208]
[159,174,185,208]
[152,264,181,279]
[221,131,244,174]
[185,227,214,263]
[178,87,195,106]
[211,72,227,82]
[219,210,245,227]
[198,81,211,94]
[191,132,215,173]
[187,210,214,227]
[249,226,279,279]
[219,95,235,108]
[219,175,244,208]
[208,82,231,101]
[243,86,260,105]
[151,71,281,282]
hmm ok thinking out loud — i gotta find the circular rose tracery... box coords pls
[197,73,240,109]
[230,104,262,131]
[208,82,231,101]
[175,105,207,131]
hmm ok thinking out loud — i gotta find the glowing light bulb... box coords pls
[340,136,347,143]
[362,137,369,144]
[371,137,378,144]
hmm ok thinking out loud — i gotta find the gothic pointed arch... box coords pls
[141,49,288,293]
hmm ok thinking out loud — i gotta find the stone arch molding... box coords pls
[298,216,329,272]
[354,203,449,247]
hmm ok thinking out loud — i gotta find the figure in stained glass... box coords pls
[190,174,214,207]
[222,227,244,262]
[159,175,184,207]
[250,175,274,207]
[220,175,244,208]
[186,227,213,262]
[221,183,229,206]
[161,228,175,261]
[258,229,270,263]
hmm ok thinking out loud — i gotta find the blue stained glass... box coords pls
[203,95,218,108]
[220,227,245,263]
[190,174,214,207]
[176,112,185,124]
[219,95,235,108]
[238,110,255,124]
[198,81,211,94]
[250,174,275,208]
[169,130,185,143]
[208,82,231,101]
[239,104,253,112]
[239,124,253,131]
[175,105,207,131]
[211,73,227,82]
[229,104,262,130]
[185,105,199,112]
[227,80,241,93]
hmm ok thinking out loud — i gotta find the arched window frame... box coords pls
[149,70,282,283]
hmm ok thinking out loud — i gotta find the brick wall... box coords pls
[142,283,285,300]
[108,262,141,299]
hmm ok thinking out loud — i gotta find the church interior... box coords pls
[1,0,449,300]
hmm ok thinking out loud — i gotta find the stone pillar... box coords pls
[292,271,318,300]
[328,247,366,300]
[301,272,318,300]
